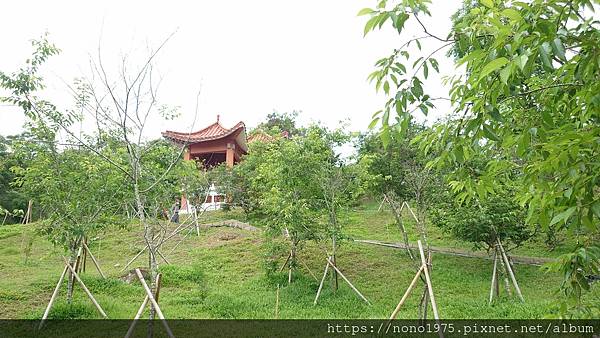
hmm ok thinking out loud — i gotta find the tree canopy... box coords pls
[361,0,600,316]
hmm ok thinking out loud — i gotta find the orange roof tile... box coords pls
[247,130,275,143]
[162,121,246,144]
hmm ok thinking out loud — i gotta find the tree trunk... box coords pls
[331,235,338,292]
[132,173,158,332]
[385,194,414,261]
[496,246,513,296]
[288,241,296,284]
[66,245,77,304]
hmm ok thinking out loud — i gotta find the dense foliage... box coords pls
[361,0,600,316]
[431,191,530,251]
[0,135,28,223]
[255,110,303,137]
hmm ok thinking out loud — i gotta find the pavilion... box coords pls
[162,116,275,212]
[162,115,248,168]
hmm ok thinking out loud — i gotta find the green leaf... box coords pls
[480,0,494,8]
[516,53,529,71]
[357,8,374,16]
[429,58,439,72]
[380,127,391,148]
[368,117,380,129]
[552,37,566,61]
[550,207,576,226]
[382,109,389,126]
[364,15,379,36]
[479,57,509,80]
[539,43,553,69]
[501,8,521,21]
[458,49,485,66]
[499,64,511,84]
[423,62,429,79]
[488,106,504,122]
[482,124,501,141]
[394,13,409,33]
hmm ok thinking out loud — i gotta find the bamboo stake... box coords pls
[22,200,32,224]
[279,252,292,272]
[388,265,424,321]
[377,195,387,212]
[489,250,498,304]
[133,296,149,320]
[419,252,432,320]
[156,249,171,265]
[497,239,524,302]
[39,265,69,329]
[122,246,147,272]
[83,242,106,279]
[71,247,83,291]
[301,259,318,281]
[125,274,162,338]
[168,224,195,255]
[134,269,174,338]
[82,241,87,273]
[403,202,419,223]
[417,240,439,320]
[62,257,107,318]
[193,208,200,237]
[495,259,500,297]
[275,284,280,319]
[314,261,330,305]
[288,247,295,284]
[125,296,149,338]
[326,257,370,305]
[497,250,513,296]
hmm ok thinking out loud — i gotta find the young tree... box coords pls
[317,137,373,291]
[1,34,199,324]
[13,143,125,302]
[361,0,600,316]
[248,127,333,282]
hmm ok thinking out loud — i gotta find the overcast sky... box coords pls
[0,0,461,139]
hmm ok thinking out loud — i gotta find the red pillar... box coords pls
[226,143,235,168]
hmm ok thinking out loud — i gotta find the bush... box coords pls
[431,191,531,250]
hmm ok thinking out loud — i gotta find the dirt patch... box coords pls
[119,268,150,284]
[218,233,238,241]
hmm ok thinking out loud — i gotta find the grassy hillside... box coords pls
[0,202,593,320]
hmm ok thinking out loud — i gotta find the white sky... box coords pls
[0,0,461,139]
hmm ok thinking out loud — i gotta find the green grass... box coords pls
[0,203,595,320]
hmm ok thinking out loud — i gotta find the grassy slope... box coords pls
[0,203,593,320]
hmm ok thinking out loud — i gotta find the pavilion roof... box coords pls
[162,120,246,145]
[247,130,275,143]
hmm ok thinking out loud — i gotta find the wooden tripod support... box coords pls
[125,271,174,338]
[122,245,171,272]
[313,255,371,305]
[39,256,108,329]
[489,238,524,303]
[388,240,441,335]
[22,200,33,224]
